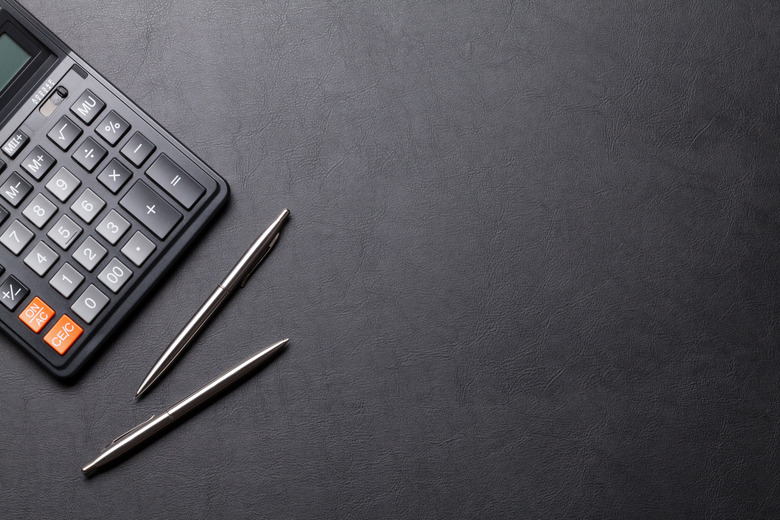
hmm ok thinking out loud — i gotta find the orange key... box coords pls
[18,297,54,333]
[44,315,83,355]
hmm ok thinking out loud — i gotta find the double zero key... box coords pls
[120,181,181,239]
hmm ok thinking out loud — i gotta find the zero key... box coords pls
[120,181,181,239]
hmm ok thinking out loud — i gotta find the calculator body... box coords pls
[0,0,229,378]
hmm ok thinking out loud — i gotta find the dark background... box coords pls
[1,1,778,518]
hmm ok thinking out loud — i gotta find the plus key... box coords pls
[120,181,181,239]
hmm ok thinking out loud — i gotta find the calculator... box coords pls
[0,0,229,378]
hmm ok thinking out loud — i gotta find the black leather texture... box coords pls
[2,1,779,517]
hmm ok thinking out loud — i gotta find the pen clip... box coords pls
[102,415,156,452]
[240,232,279,287]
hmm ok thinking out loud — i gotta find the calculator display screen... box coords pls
[0,32,31,92]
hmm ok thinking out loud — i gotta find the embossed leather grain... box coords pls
[1,1,779,517]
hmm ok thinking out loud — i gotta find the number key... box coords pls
[73,236,107,272]
[98,257,132,293]
[71,284,109,324]
[96,210,130,245]
[71,189,105,224]
[49,262,84,298]
[24,241,59,277]
[1,219,34,255]
[22,193,57,229]
[47,215,82,250]
[46,167,81,202]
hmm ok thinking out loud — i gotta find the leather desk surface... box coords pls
[2,1,778,517]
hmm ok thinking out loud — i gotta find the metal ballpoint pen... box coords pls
[135,209,290,398]
[82,339,289,476]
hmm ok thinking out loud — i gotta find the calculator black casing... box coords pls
[0,0,229,379]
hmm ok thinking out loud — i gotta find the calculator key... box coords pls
[0,275,29,311]
[98,257,133,293]
[2,130,29,158]
[45,167,81,202]
[0,205,9,226]
[73,236,107,272]
[96,210,130,245]
[18,296,54,333]
[71,188,106,224]
[120,181,182,239]
[44,315,83,355]
[47,215,82,250]
[0,172,32,207]
[21,146,56,181]
[1,219,34,255]
[47,116,83,151]
[121,231,156,267]
[97,159,132,194]
[70,90,105,124]
[73,137,107,172]
[71,284,109,324]
[49,262,84,298]
[146,154,205,210]
[24,241,59,277]
[22,193,57,229]
[120,132,155,167]
[96,111,130,146]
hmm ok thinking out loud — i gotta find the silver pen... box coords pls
[83,338,289,476]
[135,209,290,398]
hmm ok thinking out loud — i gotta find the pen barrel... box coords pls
[166,340,287,419]
[170,286,230,354]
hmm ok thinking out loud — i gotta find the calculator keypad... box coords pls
[70,90,105,125]
[96,111,130,146]
[0,77,225,376]
[73,236,106,272]
[44,315,82,355]
[72,137,107,172]
[24,241,59,276]
[0,172,32,207]
[121,231,155,267]
[45,167,80,202]
[97,257,132,293]
[96,210,130,244]
[0,275,29,310]
[71,284,109,324]
[71,188,105,224]
[21,146,56,180]
[98,159,132,195]
[120,181,181,239]
[22,193,57,229]
[2,131,30,159]
[47,116,82,151]
[147,154,204,209]
[120,132,155,167]
[49,263,84,298]
[1,220,34,254]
